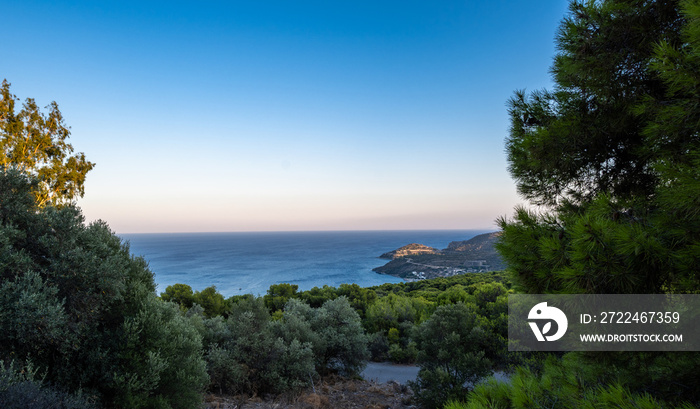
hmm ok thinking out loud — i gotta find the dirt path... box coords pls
[361,362,420,384]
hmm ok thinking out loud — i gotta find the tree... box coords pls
[310,296,369,376]
[193,286,228,317]
[336,283,377,318]
[161,283,195,309]
[0,80,94,206]
[0,360,95,409]
[264,282,300,312]
[409,303,493,409]
[505,1,683,210]
[196,296,315,396]
[0,169,208,408]
[493,0,700,406]
[498,0,696,295]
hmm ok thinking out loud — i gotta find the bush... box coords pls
[461,356,684,409]
[160,283,195,309]
[192,286,229,317]
[366,332,390,361]
[197,296,316,397]
[114,297,208,409]
[311,296,370,376]
[0,169,208,408]
[410,302,493,409]
[364,293,434,333]
[388,341,418,364]
[275,297,370,376]
[196,294,370,397]
[205,345,245,396]
[0,360,95,409]
[264,283,300,312]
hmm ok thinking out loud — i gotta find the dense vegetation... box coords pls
[158,271,515,409]
[449,1,700,408]
[0,169,208,408]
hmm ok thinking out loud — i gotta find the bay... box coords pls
[120,229,489,297]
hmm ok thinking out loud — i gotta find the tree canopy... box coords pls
[499,0,700,295]
[485,1,700,407]
[0,168,208,408]
[0,80,94,206]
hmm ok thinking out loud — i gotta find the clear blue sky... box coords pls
[2,0,570,233]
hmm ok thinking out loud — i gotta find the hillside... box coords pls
[372,232,505,279]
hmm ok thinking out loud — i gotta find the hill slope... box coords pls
[372,232,504,279]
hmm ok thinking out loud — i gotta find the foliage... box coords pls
[0,360,95,409]
[161,284,230,317]
[264,283,300,312]
[0,80,94,206]
[193,296,316,396]
[493,0,700,408]
[114,297,208,409]
[499,0,700,295]
[409,303,494,409]
[0,169,208,408]
[193,286,229,317]
[504,1,682,209]
[451,355,693,409]
[310,296,370,376]
[299,284,338,308]
[365,293,434,334]
[336,283,377,318]
[165,272,514,370]
[160,283,195,309]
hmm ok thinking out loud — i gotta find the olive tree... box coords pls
[0,168,208,408]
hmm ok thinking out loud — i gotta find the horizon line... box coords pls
[117,227,499,236]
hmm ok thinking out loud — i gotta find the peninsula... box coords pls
[373,232,504,280]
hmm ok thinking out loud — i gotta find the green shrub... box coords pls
[0,360,95,409]
[364,293,434,333]
[275,296,369,376]
[410,302,493,409]
[459,355,699,409]
[388,342,418,364]
[443,400,468,409]
[312,296,369,376]
[197,296,316,396]
[160,283,195,310]
[0,169,208,408]
[205,345,244,395]
[366,331,390,361]
[264,283,300,312]
[192,286,228,317]
[114,297,208,409]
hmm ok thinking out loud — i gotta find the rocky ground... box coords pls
[204,376,415,409]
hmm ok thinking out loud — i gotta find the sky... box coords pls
[2,1,570,233]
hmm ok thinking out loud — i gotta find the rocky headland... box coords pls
[379,243,440,259]
[373,232,504,280]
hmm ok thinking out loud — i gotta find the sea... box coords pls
[119,230,490,297]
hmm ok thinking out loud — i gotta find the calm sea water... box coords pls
[120,230,489,297]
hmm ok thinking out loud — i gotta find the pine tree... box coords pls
[494,1,700,405]
[498,0,700,295]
